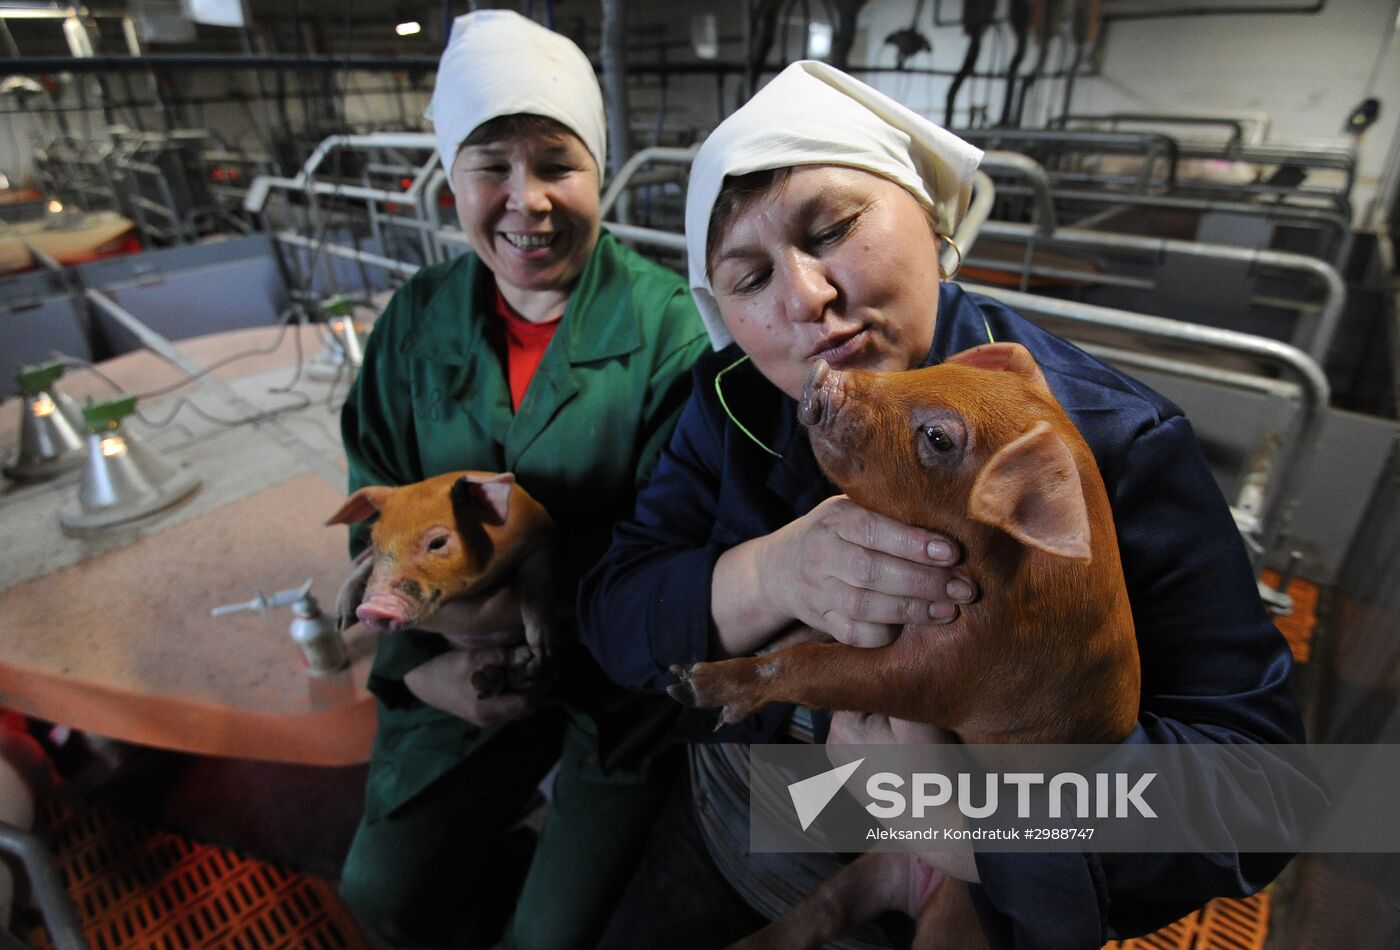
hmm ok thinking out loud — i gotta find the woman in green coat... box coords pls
[337,11,708,948]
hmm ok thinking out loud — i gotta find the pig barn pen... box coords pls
[2,2,1400,942]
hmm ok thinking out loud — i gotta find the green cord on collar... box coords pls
[715,354,783,459]
[983,317,996,343]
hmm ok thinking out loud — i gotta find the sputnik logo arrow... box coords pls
[788,757,865,831]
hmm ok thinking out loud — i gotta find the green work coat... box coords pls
[341,231,709,819]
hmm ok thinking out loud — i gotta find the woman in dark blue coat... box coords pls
[579,61,1310,949]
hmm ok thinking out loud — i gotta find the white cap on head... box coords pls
[428,10,606,176]
[685,61,983,349]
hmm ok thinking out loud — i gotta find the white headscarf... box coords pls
[428,10,606,176]
[686,61,983,348]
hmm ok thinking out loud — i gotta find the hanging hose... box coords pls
[945,0,995,128]
[1059,0,1101,124]
[999,0,1033,126]
[746,0,780,100]
[1014,0,1055,127]
[829,0,866,70]
[601,0,629,181]
[885,0,932,70]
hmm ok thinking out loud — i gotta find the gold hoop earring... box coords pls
[939,235,963,280]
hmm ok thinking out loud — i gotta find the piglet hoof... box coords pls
[667,662,765,727]
[666,664,700,707]
[471,664,509,699]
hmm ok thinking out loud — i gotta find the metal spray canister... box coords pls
[211,579,349,675]
[289,589,349,675]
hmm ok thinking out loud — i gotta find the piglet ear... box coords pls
[944,342,1051,397]
[968,421,1092,561]
[450,472,515,528]
[325,486,392,526]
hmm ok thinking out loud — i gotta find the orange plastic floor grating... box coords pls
[1106,891,1270,950]
[24,797,369,950]
[19,796,1275,950]
[1259,572,1319,664]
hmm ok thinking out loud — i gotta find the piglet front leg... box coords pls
[514,546,560,673]
[669,631,967,727]
[669,655,783,725]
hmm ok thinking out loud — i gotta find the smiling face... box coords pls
[450,120,601,317]
[708,165,944,399]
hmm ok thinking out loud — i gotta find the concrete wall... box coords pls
[842,0,1400,227]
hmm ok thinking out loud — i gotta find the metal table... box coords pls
[0,322,379,767]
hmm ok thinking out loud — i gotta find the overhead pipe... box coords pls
[1103,1,1325,21]
[0,53,441,73]
[0,54,1103,81]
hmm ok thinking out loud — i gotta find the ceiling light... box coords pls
[395,21,420,37]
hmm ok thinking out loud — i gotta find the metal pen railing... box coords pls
[963,283,1330,569]
[968,220,1346,364]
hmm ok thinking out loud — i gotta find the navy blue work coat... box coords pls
[579,282,1310,948]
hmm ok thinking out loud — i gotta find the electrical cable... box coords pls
[112,306,305,400]
[132,388,314,429]
[268,309,313,394]
[48,349,316,430]
[323,356,349,413]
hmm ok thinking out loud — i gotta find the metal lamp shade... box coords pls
[3,390,88,483]
[58,425,201,534]
[307,318,365,381]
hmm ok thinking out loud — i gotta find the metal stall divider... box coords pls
[961,152,1347,366]
[1053,112,1357,216]
[244,133,439,297]
[1005,188,1353,271]
[964,126,1356,227]
[965,282,1330,609]
[969,220,1346,365]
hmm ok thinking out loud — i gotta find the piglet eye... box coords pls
[923,426,954,452]
[428,536,448,552]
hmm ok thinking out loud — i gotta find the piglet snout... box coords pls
[356,593,414,633]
